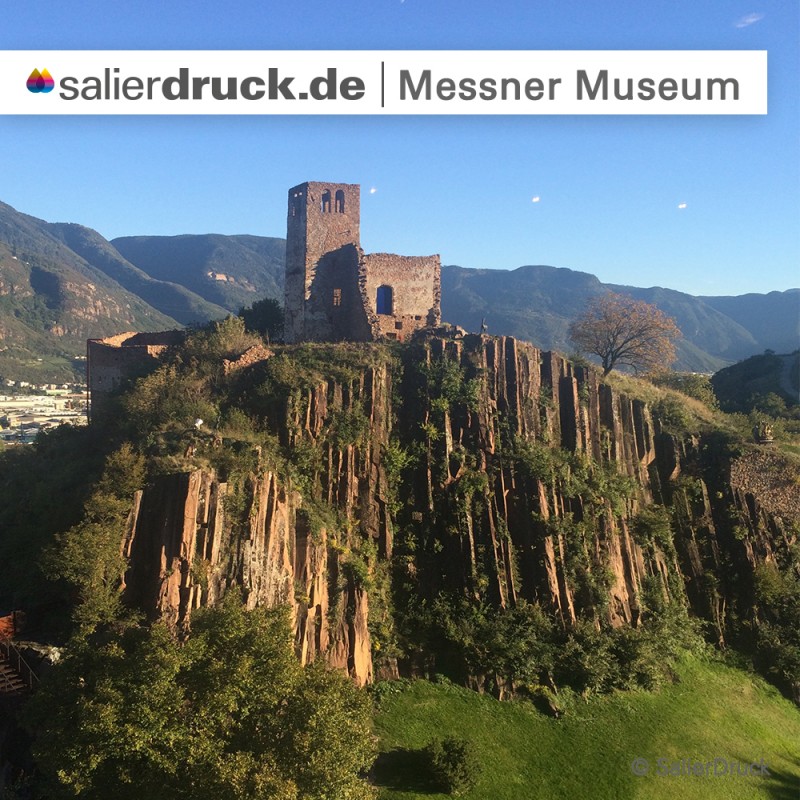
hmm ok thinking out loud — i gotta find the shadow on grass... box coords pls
[371,748,438,794]
[764,753,800,800]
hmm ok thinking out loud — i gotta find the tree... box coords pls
[425,736,481,795]
[568,292,681,375]
[239,297,284,342]
[25,600,376,800]
[649,371,719,409]
[41,443,147,633]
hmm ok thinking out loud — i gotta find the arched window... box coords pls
[321,190,331,213]
[335,189,345,213]
[376,285,393,315]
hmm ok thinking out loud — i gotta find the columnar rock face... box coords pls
[123,357,393,686]
[409,336,666,631]
[120,334,796,686]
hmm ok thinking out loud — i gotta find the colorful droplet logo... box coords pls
[27,68,55,94]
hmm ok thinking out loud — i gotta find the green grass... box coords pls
[0,351,83,383]
[373,654,800,800]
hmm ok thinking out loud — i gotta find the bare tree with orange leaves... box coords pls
[569,292,681,375]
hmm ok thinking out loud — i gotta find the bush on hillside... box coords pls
[425,736,480,796]
[649,371,719,409]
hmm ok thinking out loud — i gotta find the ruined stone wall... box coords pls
[283,181,441,344]
[361,253,441,341]
[303,245,372,342]
[87,331,184,417]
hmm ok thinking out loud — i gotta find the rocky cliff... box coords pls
[116,334,798,688]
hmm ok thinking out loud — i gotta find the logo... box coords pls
[27,68,55,94]
[631,758,649,776]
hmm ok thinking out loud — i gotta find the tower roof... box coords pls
[289,181,360,193]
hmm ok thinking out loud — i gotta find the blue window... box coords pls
[376,285,393,315]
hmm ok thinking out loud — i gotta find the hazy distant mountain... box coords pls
[47,224,228,325]
[0,197,796,381]
[439,265,793,373]
[441,263,601,355]
[605,284,761,370]
[700,291,800,357]
[0,202,178,381]
[112,234,285,313]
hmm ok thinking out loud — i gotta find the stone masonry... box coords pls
[283,181,441,343]
[86,330,185,418]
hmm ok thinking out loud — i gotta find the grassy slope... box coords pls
[712,352,800,413]
[373,654,800,800]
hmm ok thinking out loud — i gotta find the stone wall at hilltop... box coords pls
[118,335,797,686]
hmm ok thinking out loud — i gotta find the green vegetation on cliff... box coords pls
[2,320,799,799]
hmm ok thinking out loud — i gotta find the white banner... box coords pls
[2,50,767,115]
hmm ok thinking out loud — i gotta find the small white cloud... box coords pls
[531,196,541,203]
[677,202,687,209]
[369,187,377,194]
[735,12,764,28]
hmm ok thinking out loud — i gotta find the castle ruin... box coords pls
[87,182,441,413]
[283,182,441,343]
[86,330,186,418]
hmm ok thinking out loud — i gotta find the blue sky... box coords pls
[2,0,797,296]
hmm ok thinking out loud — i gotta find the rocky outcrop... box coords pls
[122,359,393,686]
[119,334,797,685]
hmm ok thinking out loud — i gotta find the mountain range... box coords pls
[0,199,796,381]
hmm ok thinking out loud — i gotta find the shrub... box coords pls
[649,372,719,409]
[652,395,693,433]
[425,736,480,795]
[419,356,479,414]
[631,505,676,556]
[554,621,615,695]
[183,315,262,368]
[25,600,377,800]
[753,562,800,702]
[238,296,284,342]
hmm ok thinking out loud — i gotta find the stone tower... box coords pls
[284,182,362,344]
[283,181,441,344]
